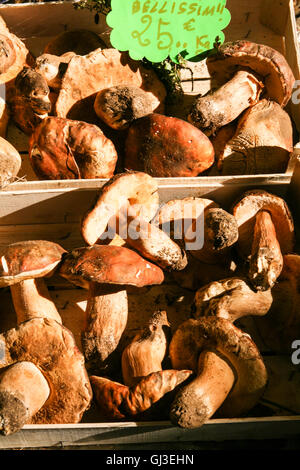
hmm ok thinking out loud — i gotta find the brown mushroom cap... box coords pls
[81,171,159,246]
[0,240,66,287]
[232,190,295,258]
[58,244,165,289]
[207,40,295,107]
[124,113,215,177]
[0,318,92,424]
[170,317,267,420]
[44,30,106,57]
[29,116,118,180]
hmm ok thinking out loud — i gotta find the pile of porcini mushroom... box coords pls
[0,16,297,184]
[0,169,299,435]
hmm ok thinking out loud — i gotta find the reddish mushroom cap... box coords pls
[0,240,66,287]
[59,245,165,288]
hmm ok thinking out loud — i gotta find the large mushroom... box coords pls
[29,116,118,180]
[169,317,268,428]
[81,171,187,271]
[58,244,164,374]
[0,317,92,435]
[124,113,215,177]
[0,240,66,325]
[81,171,159,247]
[188,40,295,136]
[7,67,52,136]
[43,30,106,57]
[232,190,295,291]
[215,99,293,175]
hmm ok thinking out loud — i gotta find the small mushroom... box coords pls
[94,85,155,130]
[54,48,166,121]
[121,310,170,387]
[0,317,92,435]
[81,171,159,246]
[90,369,192,421]
[43,30,106,57]
[216,100,293,175]
[232,190,295,291]
[29,116,118,180]
[58,244,164,373]
[193,277,273,322]
[169,317,268,428]
[124,113,215,177]
[7,67,52,135]
[188,40,295,135]
[0,240,66,325]
[0,137,22,187]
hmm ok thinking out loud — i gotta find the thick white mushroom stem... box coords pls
[188,70,263,135]
[82,282,128,372]
[249,210,283,291]
[0,361,50,436]
[10,278,62,325]
[170,350,235,428]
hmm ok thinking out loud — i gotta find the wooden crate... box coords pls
[0,0,299,185]
[0,164,300,448]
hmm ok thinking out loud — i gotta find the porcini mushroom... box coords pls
[169,317,267,428]
[58,244,164,373]
[7,67,52,135]
[188,40,295,135]
[216,100,293,175]
[124,113,215,177]
[0,240,66,325]
[0,137,22,187]
[121,310,170,387]
[90,369,192,421]
[193,277,273,322]
[29,116,118,180]
[0,317,92,435]
[232,190,295,291]
[94,85,155,130]
[54,48,166,121]
[81,171,159,246]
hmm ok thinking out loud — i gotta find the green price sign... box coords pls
[106,0,231,63]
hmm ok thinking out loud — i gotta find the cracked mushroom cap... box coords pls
[59,244,165,289]
[81,171,159,246]
[0,317,92,425]
[0,137,21,186]
[207,40,295,107]
[169,316,267,421]
[0,240,66,287]
[232,190,295,258]
[29,116,118,180]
